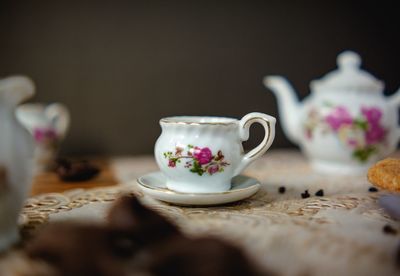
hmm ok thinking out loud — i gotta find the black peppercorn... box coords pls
[301,190,310,199]
[368,187,378,192]
[383,224,397,235]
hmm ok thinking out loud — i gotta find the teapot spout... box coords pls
[263,76,302,144]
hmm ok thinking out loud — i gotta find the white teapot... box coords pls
[0,76,35,251]
[264,51,400,175]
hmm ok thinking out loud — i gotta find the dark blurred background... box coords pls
[0,0,399,155]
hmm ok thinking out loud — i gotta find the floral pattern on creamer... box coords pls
[33,128,58,144]
[304,105,387,162]
[163,145,230,176]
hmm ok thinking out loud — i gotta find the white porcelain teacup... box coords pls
[155,112,276,193]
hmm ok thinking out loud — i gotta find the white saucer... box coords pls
[137,172,261,206]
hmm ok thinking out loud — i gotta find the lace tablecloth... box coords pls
[14,150,400,275]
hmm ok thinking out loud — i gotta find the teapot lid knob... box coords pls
[310,50,384,93]
[337,51,361,70]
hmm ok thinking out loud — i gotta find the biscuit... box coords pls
[367,158,400,191]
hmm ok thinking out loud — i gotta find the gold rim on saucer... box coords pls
[136,173,260,196]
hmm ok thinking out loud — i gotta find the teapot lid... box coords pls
[310,51,384,93]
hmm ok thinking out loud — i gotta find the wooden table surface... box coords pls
[30,159,118,196]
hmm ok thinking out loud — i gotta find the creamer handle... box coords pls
[46,103,70,139]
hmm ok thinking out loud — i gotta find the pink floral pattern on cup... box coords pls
[193,147,213,165]
[164,145,230,176]
[304,105,387,162]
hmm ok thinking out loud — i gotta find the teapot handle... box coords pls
[234,112,276,176]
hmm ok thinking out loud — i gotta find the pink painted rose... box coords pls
[360,107,386,145]
[193,147,213,165]
[168,160,176,168]
[207,164,219,175]
[33,128,57,143]
[325,106,353,131]
[347,139,358,147]
[305,128,312,140]
[361,107,382,125]
[365,124,386,145]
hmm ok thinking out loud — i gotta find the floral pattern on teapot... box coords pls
[163,145,230,176]
[304,104,387,162]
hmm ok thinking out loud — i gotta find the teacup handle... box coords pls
[235,112,276,176]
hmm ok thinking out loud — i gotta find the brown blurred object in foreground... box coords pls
[26,195,269,276]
